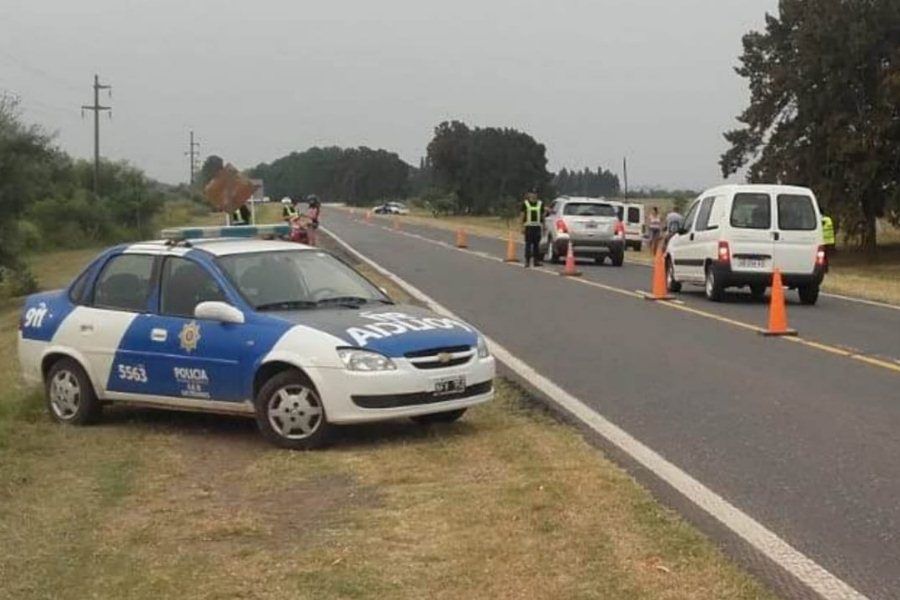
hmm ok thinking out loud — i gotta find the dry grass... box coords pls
[0,239,776,600]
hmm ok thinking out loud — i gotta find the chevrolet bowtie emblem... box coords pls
[437,352,452,364]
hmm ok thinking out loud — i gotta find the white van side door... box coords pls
[773,192,821,275]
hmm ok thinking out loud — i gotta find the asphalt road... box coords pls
[327,209,900,600]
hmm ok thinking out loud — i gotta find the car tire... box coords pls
[610,249,624,267]
[45,357,102,425]
[666,258,682,293]
[549,238,561,264]
[704,265,725,302]
[411,408,467,425]
[595,256,606,265]
[749,284,767,300]
[633,242,642,252]
[255,369,332,450]
[798,284,820,306]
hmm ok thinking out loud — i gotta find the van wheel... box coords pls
[749,284,766,300]
[46,358,102,425]
[704,266,725,302]
[666,258,682,293]
[798,284,820,306]
[255,370,332,450]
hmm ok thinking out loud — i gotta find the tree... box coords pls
[553,166,620,197]
[721,0,900,252]
[197,155,224,189]
[426,121,553,214]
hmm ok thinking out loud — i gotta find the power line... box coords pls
[81,74,111,196]
[185,130,200,185]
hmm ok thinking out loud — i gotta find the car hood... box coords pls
[267,303,479,357]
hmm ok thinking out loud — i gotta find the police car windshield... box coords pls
[563,203,616,217]
[217,250,390,311]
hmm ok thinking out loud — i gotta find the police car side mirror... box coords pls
[195,301,245,325]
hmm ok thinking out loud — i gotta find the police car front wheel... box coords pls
[45,358,102,425]
[255,370,331,449]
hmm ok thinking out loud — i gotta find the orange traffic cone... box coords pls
[560,240,582,277]
[761,269,797,336]
[642,247,674,300]
[504,230,519,262]
[456,229,468,248]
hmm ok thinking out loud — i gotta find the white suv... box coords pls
[666,184,827,304]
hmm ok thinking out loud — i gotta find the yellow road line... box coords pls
[348,212,900,376]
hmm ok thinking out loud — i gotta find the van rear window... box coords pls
[627,206,641,223]
[563,203,616,217]
[777,194,817,231]
[730,194,771,229]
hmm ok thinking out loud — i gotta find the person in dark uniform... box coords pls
[306,194,321,246]
[522,191,544,267]
[230,204,251,226]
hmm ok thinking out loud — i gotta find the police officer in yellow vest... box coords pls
[822,214,835,260]
[522,191,544,267]
[230,204,250,226]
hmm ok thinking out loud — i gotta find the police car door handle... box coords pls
[150,328,168,342]
[80,324,94,333]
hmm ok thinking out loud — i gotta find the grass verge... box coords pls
[0,240,775,599]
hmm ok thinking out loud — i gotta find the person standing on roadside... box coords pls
[664,207,683,250]
[522,190,544,268]
[230,203,250,226]
[306,194,321,246]
[281,197,298,222]
[648,206,662,255]
[822,214,836,262]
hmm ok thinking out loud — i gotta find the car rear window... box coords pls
[777,194,817,231]
[563,203,616,217]
[730,193,771,229]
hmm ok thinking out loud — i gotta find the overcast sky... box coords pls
[0,0,778,190]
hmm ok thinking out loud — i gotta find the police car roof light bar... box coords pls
[159,224,292,242]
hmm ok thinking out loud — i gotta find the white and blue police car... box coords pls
[18,231,495,449]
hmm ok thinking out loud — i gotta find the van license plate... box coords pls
[738,258,765,269]
[434,376,466,396]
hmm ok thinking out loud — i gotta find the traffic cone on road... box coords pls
[642,247,674,300]
[560,240,582,277]
[456,229,468,249]
[504,230,519,262]
[761,269,797,336]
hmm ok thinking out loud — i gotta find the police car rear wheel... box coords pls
[46,358,101,425]
[256,370,331,449]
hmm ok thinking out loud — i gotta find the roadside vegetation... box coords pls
[0,235,775,600]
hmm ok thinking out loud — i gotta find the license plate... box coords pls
[434,376,466,396]
[584,222,598,229]
[738,258,766,269]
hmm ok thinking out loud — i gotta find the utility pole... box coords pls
[622,156,629,200]
[186,130,200,185]
[81,74,111,196]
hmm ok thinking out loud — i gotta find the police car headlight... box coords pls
[476,335,490,359]
[337,348,397,371]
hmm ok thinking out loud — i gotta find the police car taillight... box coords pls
[556,219,568,233]
[816,245,827,267]
[718,241,731,264]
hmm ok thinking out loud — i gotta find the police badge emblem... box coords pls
[179,321,201,353]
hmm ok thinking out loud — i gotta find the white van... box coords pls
[665,184,826,304]
[608,201,645,250]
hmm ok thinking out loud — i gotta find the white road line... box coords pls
[819,291,900,311]
[323,223,870,600]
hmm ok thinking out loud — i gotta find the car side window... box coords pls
[695,197,715,231]
[160,257,227,318]
[93,254,155,312]
[682,200,701,233]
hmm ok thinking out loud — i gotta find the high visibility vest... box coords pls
[283,205,298,220]
[524,200,543,226]
[822,215,835,245]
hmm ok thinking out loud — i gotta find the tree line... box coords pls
[722,0,900,251]
[0,96,187,297]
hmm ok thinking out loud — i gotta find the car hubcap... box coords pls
[50,370,81,420]
[267,384,323,440]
